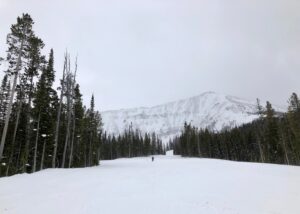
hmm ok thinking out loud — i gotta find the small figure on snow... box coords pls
[152,156,154,162]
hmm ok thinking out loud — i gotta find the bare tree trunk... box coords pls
[282,136,290,165]
[280,128,290,165]
[129,123,132,158]
[32,113,41,173]
[84,140,87,167]
[6,97,23,176]
[61,89,72,167]
[196,133,201,157]
[128,142,131,158]
[256,135,265,163]
[88,130,93,166]
[97,136,101,165]
[23,75,35,172]
[287,130,299,164]
[68,57,77,168]
[52,55,67,168]
[0,35,25,161]
[68,124,75,168]
[40,138,46,170]
[110,140,112,160]
[62,57,73,168]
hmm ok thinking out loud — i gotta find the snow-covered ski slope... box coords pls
[0,156,299,214]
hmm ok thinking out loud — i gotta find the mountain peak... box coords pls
[101,93,280,143]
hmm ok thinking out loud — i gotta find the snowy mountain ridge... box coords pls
[101,91,284,143]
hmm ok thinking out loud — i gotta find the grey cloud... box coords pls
[0,0,299,110]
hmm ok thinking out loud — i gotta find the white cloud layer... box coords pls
[0,0,299,110]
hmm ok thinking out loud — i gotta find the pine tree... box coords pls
[0,75,11,127]
[87,95,95,166]
[21,35,45,172]
[264,101,282,163]
[0,14,36,161]
[287,93,300,163]
[71,84,84,167]
[255,98,265,162]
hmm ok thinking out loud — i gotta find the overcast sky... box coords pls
[0,0,299,110]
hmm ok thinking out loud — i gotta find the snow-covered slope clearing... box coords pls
[101,92,284,143]
[0,156,299,214]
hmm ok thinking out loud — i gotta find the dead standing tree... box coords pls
[68,57,77,168]
[52,53,67,168]
[61,54,77,168]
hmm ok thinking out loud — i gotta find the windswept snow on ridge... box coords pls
[101,91,284,143]
[0,156,299,214]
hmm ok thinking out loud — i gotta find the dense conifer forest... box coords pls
[169,97,300,166]
[0,14,164,177]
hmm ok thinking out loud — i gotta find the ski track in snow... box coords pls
[0,156,299,214]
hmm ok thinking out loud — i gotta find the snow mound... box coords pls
[166,150,174,156]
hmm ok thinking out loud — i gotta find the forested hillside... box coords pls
[0,14,164,177]
[170,97,300,165]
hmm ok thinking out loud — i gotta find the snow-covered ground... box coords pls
[0,156,299,214]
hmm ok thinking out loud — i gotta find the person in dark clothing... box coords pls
[152,156,154,162]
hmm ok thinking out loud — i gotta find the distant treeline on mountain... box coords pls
[0,14,164,177]
[169,97,300,166]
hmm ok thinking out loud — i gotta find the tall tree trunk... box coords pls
[129,124,132,158]
[23,76,35,172]
[40,138,46,170]
[5,96,23,176]
[84,139,87,167]
[88,129,93,166]
[68,125,75,168]
[110,138,113,160]
[282,135,290,165]
[52,55,67,168]
[196,133,201,157]
[68,58,77,168]
[279,125,290,165]
[61,89,72,168]
[97,137,101,165]
[62,59,73,168]
[0,34,25,161]
[32,112,41,173]
[256,135,265,163]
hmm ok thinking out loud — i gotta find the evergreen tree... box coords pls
[0,13,36,161]
[21,36,45,172]
[32,50,57,172]
[287,93,300,163]
[71,84,84,167]
[0,75,11,127]
[264,101,282,163]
